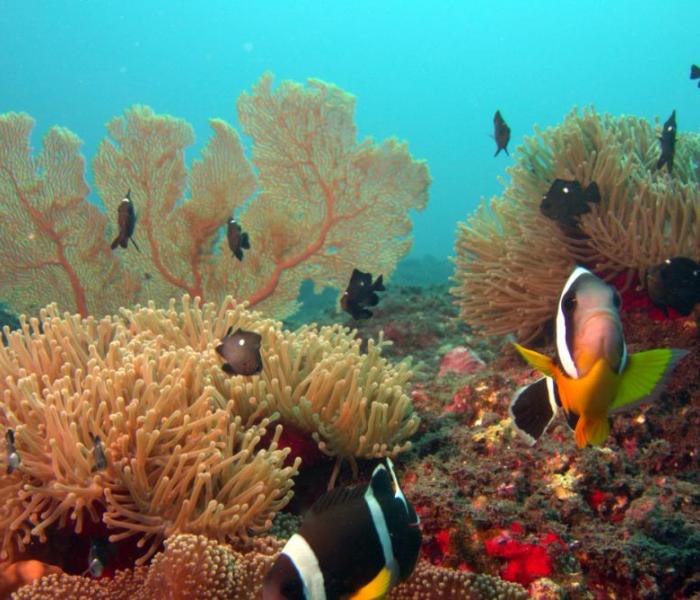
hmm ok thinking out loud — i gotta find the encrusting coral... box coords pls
[452,108,700,342]
[0,73,430,320]
[0,295,418,570]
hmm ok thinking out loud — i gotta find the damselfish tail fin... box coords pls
[691,64,700,79]
[610,348,689,413]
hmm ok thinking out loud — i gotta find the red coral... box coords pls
[484,524,564,586]
[611,273,683,322]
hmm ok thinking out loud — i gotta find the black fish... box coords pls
[226,218,250,261]
[110,189,140,252]
[540,179,601,227]
[5,429,20,474]
[215,327,262,376]
[90,434,108,473]
[340,268,385,320]
[493,110,511,156]
[656,110,676,174]
[82,537,114,578]
[646,257,700,316]
[691,64,700,87]
[263,459,421,600]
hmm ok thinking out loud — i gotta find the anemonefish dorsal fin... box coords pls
[308,484,365,516]
[609,348,689,413]
[512,343,556,378]
[348,566,392,600]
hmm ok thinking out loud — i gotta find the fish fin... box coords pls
[366,292,380,306]
[110,236,121,250]
[512,343,556,378]
[563,406,579,431]
[309,484,365,516]
[120,238,128,249]
[373,274,385,291]
[574,416,610,448]
[215,344,225,357]
[349,566,392,599]
[221,363,236,375]
[241,232,250,249]
[691,64,700,79]
[234,248,243,261]
[130,237,141,253]
[509,377,558,444]
[494,147,502,157]
[504,147,509,156]
[610,348,689,413]
[351,307,373,319]
[585,181,601,203]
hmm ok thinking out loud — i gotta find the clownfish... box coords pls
[510,267,688,449]
[263,458,421,600]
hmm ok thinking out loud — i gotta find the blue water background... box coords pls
[2,0,699,261]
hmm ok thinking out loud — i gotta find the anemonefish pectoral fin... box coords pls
[609,348,689,413]
[512,343,556,378]
[509,377,558,444]
[349,566,392,600]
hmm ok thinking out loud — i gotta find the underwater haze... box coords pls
[2,0,699,259]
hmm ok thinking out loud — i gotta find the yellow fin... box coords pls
[610,348,689,412]
[512,343,556,378]
[575,416,610,447]
[349,567,392,600]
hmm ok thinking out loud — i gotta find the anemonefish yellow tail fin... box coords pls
[349,566,392,599]
[610,348,689,413]
[512,343,556,378]
[574,416,610,448]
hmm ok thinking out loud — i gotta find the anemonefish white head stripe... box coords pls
[263,459,421,600]
[555,266,627,379]
[510,266,688,448]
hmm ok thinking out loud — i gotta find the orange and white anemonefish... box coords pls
[262,458,421,600]
[510,267,689,449]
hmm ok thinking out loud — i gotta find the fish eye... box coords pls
[562,293,576,312]
[562,186,569,194]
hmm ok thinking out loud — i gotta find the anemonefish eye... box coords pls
[562,293,576,312]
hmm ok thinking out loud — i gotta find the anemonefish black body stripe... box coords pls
[263,459,421,600]
[510,267,688,448]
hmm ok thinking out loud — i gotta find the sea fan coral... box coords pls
[452,108,700,342]
[0,73,430,320]
[0,295,417,568]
